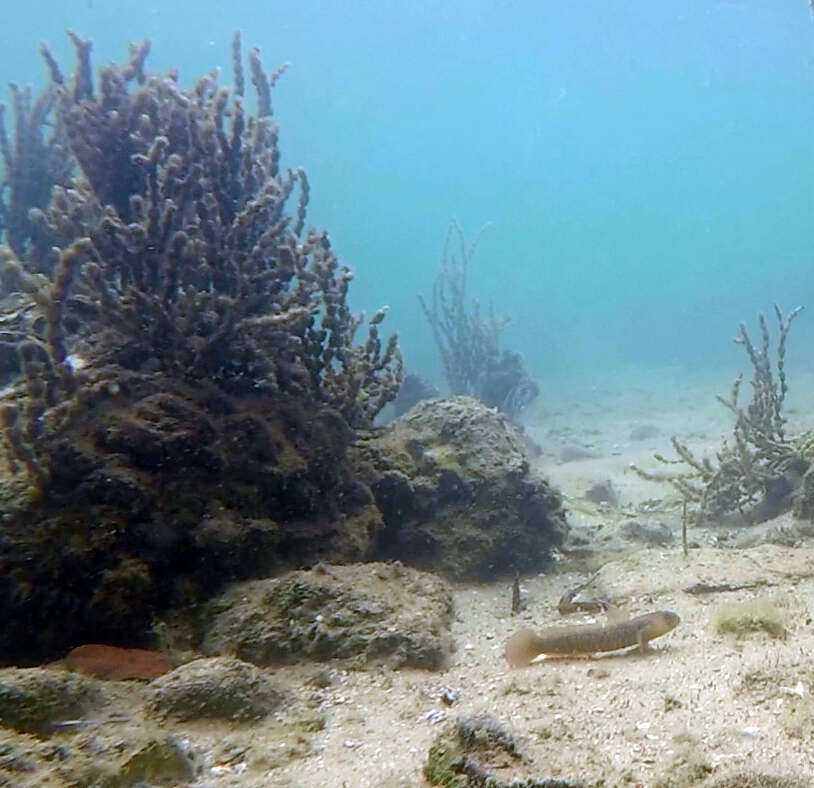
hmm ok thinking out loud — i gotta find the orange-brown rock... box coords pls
[64,644,173,680]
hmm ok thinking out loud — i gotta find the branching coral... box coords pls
[419,220,538,419]
[634,305,810,523]
[0,32,403,661]
[0,66,73,272]
[0,31,402,484]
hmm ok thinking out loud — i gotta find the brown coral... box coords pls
[0,33,400,663]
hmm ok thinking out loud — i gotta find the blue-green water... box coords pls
[4,0,814,391]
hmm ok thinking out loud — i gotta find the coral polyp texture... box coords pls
[3,31,401,431]
[0,33,402,661]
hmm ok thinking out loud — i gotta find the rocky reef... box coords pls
[0,33,401,662]
[354,396,566,580]
[0,34,566,665]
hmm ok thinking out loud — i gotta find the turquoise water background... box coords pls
[3,1,814,393]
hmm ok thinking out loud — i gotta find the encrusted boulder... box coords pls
[0,667,106,736]
[148,657,283,721]
[0,378,382,664]
[200,562,453,670]
[354,396,567,579]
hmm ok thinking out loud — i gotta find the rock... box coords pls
[64,644,174,680]
[352,397,567,580]
[0,667,106,736]
[584,480,619,507]
[108,735,199,785]
[619,520,673,545]
[424,712,581,788]
[629,424,660,441]
[149,657,283,721]
[201,562,453,670]
[559,444,598,462]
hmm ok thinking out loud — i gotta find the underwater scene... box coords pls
[4,0,814,786]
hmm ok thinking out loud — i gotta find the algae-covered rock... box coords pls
[0,379,382,664]
[201,561,453,669]
[424,712,580,788]
[90,735,200,787]
[148,656,283,721]
[0,667,106,736]
[353,396,567,580]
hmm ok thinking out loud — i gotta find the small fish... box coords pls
[505,610,680,668]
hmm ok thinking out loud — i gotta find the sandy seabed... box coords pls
[19,365,814,787]
[261,367,814,787]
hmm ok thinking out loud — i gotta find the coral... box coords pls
[0,33,401,662]
[2,31,401,443]
[419,221,538,419]
[634,305,810,524]
[0,71,73,270]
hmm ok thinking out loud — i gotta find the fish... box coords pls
[505,610,680,668]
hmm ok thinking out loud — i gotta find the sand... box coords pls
[18,366,814,787]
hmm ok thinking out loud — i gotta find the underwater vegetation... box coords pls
[635,305,814,525]
[419,220,539,420]
[712,598,787,640]
[0,31,402,661]
[0,33,565,663]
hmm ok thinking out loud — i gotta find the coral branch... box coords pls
[633,305,808,524]
[420,220,537,419]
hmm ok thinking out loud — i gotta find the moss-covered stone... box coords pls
[0,667,106,736]
[148,657,283,721]
[423,714,581,788]
[353,397,567,580]
[712,599,787,639]
[202,561,453,669]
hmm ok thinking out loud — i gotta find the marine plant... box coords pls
[419,220,538,419]
[0,32,402,660]
[634,304,810,524]
[0,63,73,269]
[0,30,402,486]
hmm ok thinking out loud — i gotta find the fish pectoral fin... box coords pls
[636,629,649,654]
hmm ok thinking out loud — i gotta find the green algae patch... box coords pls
[423,713,580,788]
[0,667,106,736]
[712,598,787,639]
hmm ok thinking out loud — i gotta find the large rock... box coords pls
[200,562,453,670]
[0,667,106,736]
[148,657,283,721]
[0,378,381,663]
[355,397,567,579]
